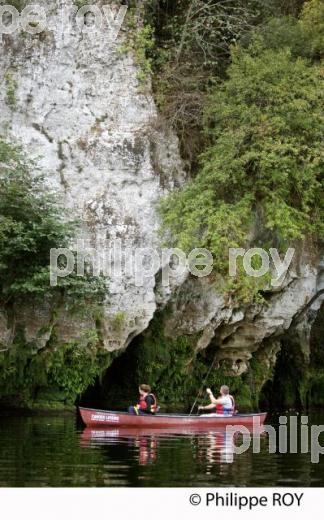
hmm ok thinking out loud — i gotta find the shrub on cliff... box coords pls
[159,15,323,302]
[0,140,108,307]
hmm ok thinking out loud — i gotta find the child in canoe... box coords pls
[128,384,158,415]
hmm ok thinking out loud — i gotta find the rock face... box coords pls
[160,251,323,381]
[0,1,323,408]
[0,0,184,352]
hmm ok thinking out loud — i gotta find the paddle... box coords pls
[189,355,219,416]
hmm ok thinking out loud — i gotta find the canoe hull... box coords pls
[79,407,267,429]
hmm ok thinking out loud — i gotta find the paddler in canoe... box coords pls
[128,384,158,415]
[198,385,236,416]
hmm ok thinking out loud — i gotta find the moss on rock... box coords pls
[99,308,270,412]
[0,325,115,411]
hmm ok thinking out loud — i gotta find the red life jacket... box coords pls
[138,393,158,414]
[215,394,235,416]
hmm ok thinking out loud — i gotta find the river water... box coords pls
[0,411,324,487]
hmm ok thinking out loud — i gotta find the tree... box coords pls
[147,0,274,167]
[300,0,324,58]
[147,0,307,167]
[0,140,108,306]
[159,29,323,302]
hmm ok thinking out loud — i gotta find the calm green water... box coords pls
[0,412,324,487]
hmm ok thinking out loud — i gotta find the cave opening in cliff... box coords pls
[79,300,324,414]
[79,334,144,411]
[259,301,324,412]
[79,310,223,413]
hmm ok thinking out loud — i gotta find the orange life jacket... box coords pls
[215,394,235,416]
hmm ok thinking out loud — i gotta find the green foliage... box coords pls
[253,0,324,60]
[45,343,108,402]
[101,310,204,409]
[253,16,308,57]
[0,141,110,409]
[134,325,202,405]
[0,327,114,407]
[120,9,155,85]
[73,0,88,9]
[260,305,324,411]
[5,1,24,10]
[146,0,305,164]
[310,302,324,368]
[102,310,263,411]
[5,73,18,110]
[262,0,306,16]
[300,0,324,58]
[159,31,323,303]
[134,23,155,83]
[0,140,108,306]
[111,311,126,334]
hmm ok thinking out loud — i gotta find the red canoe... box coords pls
[79,407,267,429]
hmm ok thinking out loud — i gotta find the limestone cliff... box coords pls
[0,0,323,410]
[0,0,184,353]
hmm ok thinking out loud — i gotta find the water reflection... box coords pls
[80,426,265,468]
[0,413,323,486]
